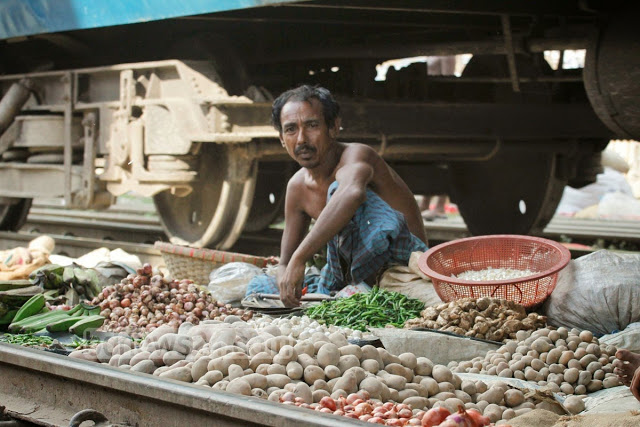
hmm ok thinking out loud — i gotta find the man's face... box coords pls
[279,98,338,169]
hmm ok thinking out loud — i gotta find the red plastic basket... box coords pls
[417,235,571,308]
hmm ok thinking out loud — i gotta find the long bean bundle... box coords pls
[305,287,424,331]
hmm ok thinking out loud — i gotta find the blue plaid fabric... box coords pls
[246,181,427,296]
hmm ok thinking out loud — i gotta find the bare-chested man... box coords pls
[265,85,427,307]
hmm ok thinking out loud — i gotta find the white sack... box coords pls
[541,250,640,336]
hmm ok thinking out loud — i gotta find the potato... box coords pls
[293,382,313,403]
[281,361,302,380]
[327,331,349,348]
[69,349,99,363]
[438,382,455,393]
[159,333,193,355]
[333,372,357,394]
[162,351,186,367]
[483,403,503,423]
[403,396,428,410]
[108,335,135,349]
[272,345,297,366]
[250,352,273,371]
[228,364,245,381]
[226,378,252,395]
[385,363,413,382]
[431,365,453,383]
[266,374,291,389]
[578,370,592,386]
[294,340,314,357]
[96,342,114,363]
[159,366,192,382]
[405,383,429,398]
[586,380,603,392]
[433,392,456,401]
[398,353,418,370]
[339,344,363,360]
[317,343,340,368]
[579,330,593,343]
[191,356,212,382]
[210,345,245,359]
[562,395,585,414]
[303,365,325,385]
[378,371,407,391]
[131,359,156,374]
[420,377,439,397]
[337,355,360,374]
[128,351,150,367]
[324,365,341,380]
[297,353,319,370]
[251,388,267,399]
[398,389,419,402]
[531,339,551,353]
[377,348,401,366]
[360,377,382,396]
[460,380,477,396]
[112,343,132,357]
[361,359,380,374]
[268,389,286,402]
[202,370,223,386]
[361,345,384,366]
[477,387,504,405]
[415,357,434,376]
[502,408,516,424]
[264,336,296,353]
[313,341,328,354]
[267,364,286,375]
[574,384,587,395]
[454,390,472,403]
[546,348,562,365]
[504,389,524,407]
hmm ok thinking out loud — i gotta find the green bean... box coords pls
[305,287,424,331]
[0,333,54,347]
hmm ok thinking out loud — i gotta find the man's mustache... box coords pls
[294,145,316,155]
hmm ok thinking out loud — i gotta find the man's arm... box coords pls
[278,161,374,306]
[277,178,311,306]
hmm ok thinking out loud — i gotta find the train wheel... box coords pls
[449,149,565,236]
[243,162,291,233]
[0,198,32,231]
[153,145,257,249]
[449,54,565,236]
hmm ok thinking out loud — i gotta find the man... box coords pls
[247,85,428,307]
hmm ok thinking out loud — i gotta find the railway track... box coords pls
[24,201,640,243]
[0,201,637,267]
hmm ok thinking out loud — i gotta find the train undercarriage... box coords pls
[0,1,637,248]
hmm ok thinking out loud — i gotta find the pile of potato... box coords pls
[246,315,376,342]
[449,327,621,414]
[404,297,547,342]
[69,316,560,424]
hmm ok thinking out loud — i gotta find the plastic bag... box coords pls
[208,262,264,303]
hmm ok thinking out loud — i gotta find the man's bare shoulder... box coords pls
[287,168,306,191]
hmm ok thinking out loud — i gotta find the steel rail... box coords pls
[0,343,364,427]
[23,204,640,245]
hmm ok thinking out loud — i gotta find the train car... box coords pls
[0,0,636,248]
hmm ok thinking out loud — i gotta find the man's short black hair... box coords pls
[271,85,340,133]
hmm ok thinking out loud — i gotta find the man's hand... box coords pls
[277,261,305,307]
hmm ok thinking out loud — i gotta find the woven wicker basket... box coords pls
[154,241,278,286]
